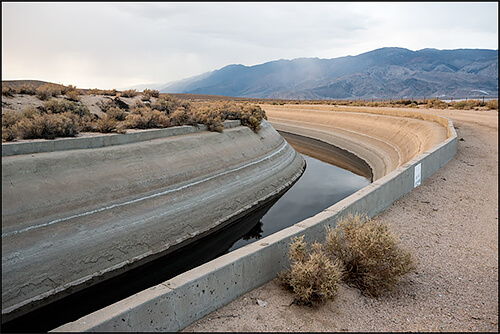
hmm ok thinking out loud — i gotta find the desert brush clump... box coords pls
[11,108,79,140]
[2,101,92,140]
[63,85,82,101]
[125,106,171,129]
[191,100,267,132]
[120,89,139,98]
[324,213,416,297]
[35,83,63,101]
[106,107,127,121]
[41,99,91,117]
[486,99,498,110]
[279,213,416,304]
[141,88,160,101]
[2,110,22,141]
[2,85,15,97]
[279,235,344,305]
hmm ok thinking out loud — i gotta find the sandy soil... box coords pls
[182,106,498,332]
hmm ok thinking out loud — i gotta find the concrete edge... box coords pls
[1,120,241,156]
[52,115,458,332]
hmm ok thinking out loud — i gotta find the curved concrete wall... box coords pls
[1,120,241,157]
[265,105,449,180]
[53,108,457,332]
[1,120,305,322]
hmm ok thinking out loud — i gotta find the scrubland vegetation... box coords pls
[280,213,415,304]
[2,81,497,142]
[267,97,498,111]
[2,83,267,142]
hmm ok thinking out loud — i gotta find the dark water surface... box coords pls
[228,154,371,251]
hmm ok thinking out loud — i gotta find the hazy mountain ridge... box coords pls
[160,47,498,99]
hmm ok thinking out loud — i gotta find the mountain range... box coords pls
[156,47,498,100]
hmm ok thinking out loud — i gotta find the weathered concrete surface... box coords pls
[278,130,373,180]
[1,120,305,322]
[52,107,457,332]
[263,104,450,180]
[1,120,241,157]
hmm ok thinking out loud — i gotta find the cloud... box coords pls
[2,2,498,89]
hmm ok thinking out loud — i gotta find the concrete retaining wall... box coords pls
[53,116,457,332]
[1,120,241,156]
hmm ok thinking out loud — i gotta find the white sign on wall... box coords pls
[414,163,422,188]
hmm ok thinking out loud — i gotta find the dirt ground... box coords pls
[182,107,498,332]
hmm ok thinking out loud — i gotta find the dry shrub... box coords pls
[106,107,127,121]
[2,85,15,97]
[17,83,37,95]
[23,106,41,119]
[324,213,415,297]
[36,84,62,100]
[13,112,79,139]
[96,115,117,133]
[125,107,170,129]
[42,99,90,117]
[450,100,484,110]
[2,110,22,141]
[121,89,138,98]
[2,126,17,141]
[151,95,186,114]
[96,98,116,112]
[87,88,100,95]
[485,99,498,110]
[101,89,117,96]
[78,113,99,132]
[279,235,344,305]
[426,98,448,109]
[169,107,194,127]
[142,88,159,99]
[65,88,81,102]
[192,100,267,132]
[191,104,224,132]
[141,88,159,101]
[239,104,267,132]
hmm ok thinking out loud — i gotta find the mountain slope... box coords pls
[160,47,498,99]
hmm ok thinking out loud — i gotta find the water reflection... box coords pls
[228,154,370,251]
[241,221,264,240]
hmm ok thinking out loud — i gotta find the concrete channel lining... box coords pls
[1,120,241,156]
[53,116,457,332]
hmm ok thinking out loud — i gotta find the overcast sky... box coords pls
[2,2,498,89]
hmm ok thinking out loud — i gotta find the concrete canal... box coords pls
[2,134,370,333]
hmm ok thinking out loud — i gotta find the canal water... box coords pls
[4,146,371,333]
[228,153,371,251]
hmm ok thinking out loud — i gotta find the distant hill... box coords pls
[159,47,498,100]
[2,79,55,89]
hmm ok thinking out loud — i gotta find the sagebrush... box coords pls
[280,213,416,304]
[2,88,269,141]
[279,235,344,305]
[324,213,416,297]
